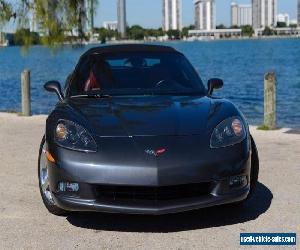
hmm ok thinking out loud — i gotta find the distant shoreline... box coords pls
[1,35,300,48]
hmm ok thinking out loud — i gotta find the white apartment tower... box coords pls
[231,2,252,27]
[231,3,239,27]
[298,0,300,26]
[277,13,290,26]
[162,0,182,31]
[103,21,118,31]
[239,5,252,26]
[117,0,127,38]
[85,0,95,33]
[252,0,277,29]
[194,0,216,31]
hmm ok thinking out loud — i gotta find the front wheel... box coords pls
[38,136,67,216]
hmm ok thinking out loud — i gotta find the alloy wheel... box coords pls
[39,145,54,204]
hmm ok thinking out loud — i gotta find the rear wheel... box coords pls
[38,136,67,216]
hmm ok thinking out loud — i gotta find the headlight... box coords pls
[55,120,97,152]
[210,117,246,148]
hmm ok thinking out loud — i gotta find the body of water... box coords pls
[0,39,299,127]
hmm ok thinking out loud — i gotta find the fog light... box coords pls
[229,175,247,188]
[58,182,79,192]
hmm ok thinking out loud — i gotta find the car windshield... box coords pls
[69,51,206,96]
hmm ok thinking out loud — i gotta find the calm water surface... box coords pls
[0,39,299,127]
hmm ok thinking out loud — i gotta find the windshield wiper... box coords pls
[71,93,112,99]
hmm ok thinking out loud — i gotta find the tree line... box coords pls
[7,24,287,46]
[0,0,98,47]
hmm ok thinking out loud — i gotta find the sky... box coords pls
[95,0,298,28]
[2,0,298,32]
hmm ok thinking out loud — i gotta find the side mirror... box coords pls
[207,78,224,95]
[44,81,64,101]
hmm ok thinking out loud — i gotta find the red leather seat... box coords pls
[83,60,115,92]
[84,71,101,92]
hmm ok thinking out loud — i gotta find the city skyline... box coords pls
[1,0,298,32]
[95,0,297,28]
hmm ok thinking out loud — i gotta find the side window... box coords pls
[107,59,127,67]
[145,58,161,66]
[69,59,92,95]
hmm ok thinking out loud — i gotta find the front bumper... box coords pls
[48,160,251,215]
[52,183,249,215]
[47,135,251,214]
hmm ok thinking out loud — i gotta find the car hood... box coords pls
[67,96,219,137]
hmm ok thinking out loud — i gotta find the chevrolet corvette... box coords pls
[39,44,259,215]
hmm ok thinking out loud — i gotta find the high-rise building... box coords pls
[194,0,216,31]
[239,5,252,26]
[103,21,118,31]
[252,0,277,29]
[231,3,239,27]
[162,0,182,31]
[298,0,300,26]
[277,13,290,26]
[0,32,7,46]
[29,0,95,36]
[290,19,298,26]
[117,0,127,38]
[29,11,39,33]
[85,0,95,32]
[231,2,252,27]
[29,1,56,35]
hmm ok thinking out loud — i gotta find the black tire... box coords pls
[247,135,259,199]
[38,136,67,216]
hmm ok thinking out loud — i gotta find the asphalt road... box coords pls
[0,113,299,250]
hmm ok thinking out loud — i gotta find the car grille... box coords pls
[94,183,212,201]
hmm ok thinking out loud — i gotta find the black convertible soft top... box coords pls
[74,44,180,73]
[69,44,182,95]
[81,44,177,58]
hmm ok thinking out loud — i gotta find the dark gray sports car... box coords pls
[39,44,259,215]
